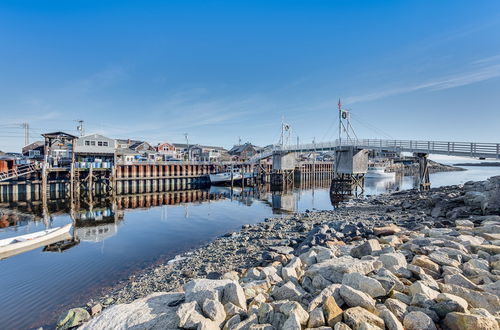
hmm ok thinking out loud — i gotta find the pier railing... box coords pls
[0,163,40,182]
[284,139,500,159]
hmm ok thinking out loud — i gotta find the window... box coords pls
[91,141,96,146]
[98,141,103,146]
[85,141,90,146]
[103,141,108,147]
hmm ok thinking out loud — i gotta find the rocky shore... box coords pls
[57,176,500,329]
[390,160,465,175]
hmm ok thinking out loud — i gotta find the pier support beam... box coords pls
[416,153,430,191]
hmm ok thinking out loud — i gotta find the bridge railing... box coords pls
[285,139,500,158]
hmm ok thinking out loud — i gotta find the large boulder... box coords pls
[342,273,386,298]
[80,292,183,330]
[444,312,500,330]
[350,239,381,258]
[339,285,376,312]
[403,311,436,330]
[343,306,384,329]
[306,256,377,283]
[184,279,247,310]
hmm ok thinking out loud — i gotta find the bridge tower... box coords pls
[331,100,368,201]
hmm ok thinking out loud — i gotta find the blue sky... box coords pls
[1,0,500,151]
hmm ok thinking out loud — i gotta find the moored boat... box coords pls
[0,224,72,259]
[209,168,254,184]
[365,166,396,178]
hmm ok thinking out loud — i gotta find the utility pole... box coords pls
[22,122,29,146]
[76,120,85,137]
[184,133,190,161]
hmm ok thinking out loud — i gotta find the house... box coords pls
[156,142,177,160]
[171,143,228,161]
[116,139,157,162]
[228,143,259,161]
[22,141,45,159]
[201,145,229,162]
[73,134,116,165]
[172,143,190,160]
[41,131,78,167]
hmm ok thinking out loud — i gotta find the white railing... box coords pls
[0,163,40,182]
[284,138,500,159]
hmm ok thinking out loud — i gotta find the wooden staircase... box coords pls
[0,163,40,182]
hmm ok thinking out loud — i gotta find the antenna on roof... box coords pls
[75,120,85,137]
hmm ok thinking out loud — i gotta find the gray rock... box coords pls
[342,273,386,298]
[57,308,91,330]
[350,239,381,258]
[378,253,407,271]
[183,279,229,305]
[312,274,333,290]
[379,308,404,330]
[402,311,437,330]
[339,285,376,312]
[202,299,226,327]
[249,325,274,330]
[177,301,207,329]
[198,318,219,330]
[279,301,309,325]
[462,258,490,276]
[409,281,439,300]
[270,246,294,254]
[308,284,344,312]
[444,312,500,330]
[444,273,481,290]
[233,314,258,330]
[225,302,247,318]
[223,315,241,330]
[306,257,377,283]
[223,282,248,310]
[308,307,326,328]
[257,303,274,324]
[80,292,183,330]
[334,323,352,330]
[282,313,302,330]
[428,251,461,268]
[439,283,500,314]
[384,298,408,322]
[271,281,306,301]
[343,306,384,329]
[282,266,299,282]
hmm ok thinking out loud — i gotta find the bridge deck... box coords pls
[280,139,500,159]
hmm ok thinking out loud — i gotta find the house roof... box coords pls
[41,131,78,139]
[115,148,140,155]
[172,143,227,151]
[23,140,44,151]
[80,133,113,140]
[116,139,143,145]
[229,143,257,154]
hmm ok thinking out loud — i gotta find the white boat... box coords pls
[0,224,72,259]
[209,168,254,184]
[365,166,395,178]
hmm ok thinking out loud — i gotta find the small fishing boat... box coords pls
[0,224,72,259]
[365,166,396,178]
[209,168,254,184]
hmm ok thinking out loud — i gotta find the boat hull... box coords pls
[0,224,72,260]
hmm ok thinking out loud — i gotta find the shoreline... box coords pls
[56,175,500,329]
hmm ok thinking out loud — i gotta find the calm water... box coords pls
[0,166,499,329]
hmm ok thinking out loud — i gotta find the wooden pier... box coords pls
[0,161,333,203]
